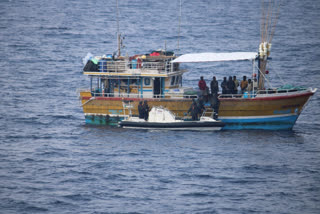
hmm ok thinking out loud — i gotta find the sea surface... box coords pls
[0,0,320,213]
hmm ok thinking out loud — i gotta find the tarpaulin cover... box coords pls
[172,52,257,63]
[83,60,99,71]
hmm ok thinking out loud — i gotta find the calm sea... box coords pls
[0,0,320,213]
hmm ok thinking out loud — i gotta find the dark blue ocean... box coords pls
[1,0,320,213]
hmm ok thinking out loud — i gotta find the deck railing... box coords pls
[219,88,308,99]
[256,88,305,94]
[80,88,310,100]
[218,94,246,99]
[81,91,195,99]
[86,59,179,74]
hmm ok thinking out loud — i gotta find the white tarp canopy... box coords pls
[172,52,257,63]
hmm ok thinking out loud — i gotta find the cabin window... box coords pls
[171,63,179,71]
[175,76,180,85]
[170,76,176,86]
[122,79,129,85]
[124,79,137,85]
[144,78,151,86]
[130,79,137,85]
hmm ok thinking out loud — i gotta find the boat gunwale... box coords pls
[80,89,315,102]
[80,96,194,102]
[218,90,315,101]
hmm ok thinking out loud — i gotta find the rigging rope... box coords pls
[254,62,273,89]
[259,0,281,89]
[267,60,286,86]
[260,0,281,44]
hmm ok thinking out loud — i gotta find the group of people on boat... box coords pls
[198,75,258,96]
[138,100,150,121]
[239,76,258,94]
[189,74,259,121]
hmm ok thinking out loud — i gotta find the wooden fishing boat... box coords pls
[78,1,317,130]
[79,52,316,130]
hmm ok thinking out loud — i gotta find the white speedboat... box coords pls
[118,107,225,131]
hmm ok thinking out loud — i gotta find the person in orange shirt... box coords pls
[240,76,248,94]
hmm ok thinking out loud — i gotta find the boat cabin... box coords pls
[82,50,194,99]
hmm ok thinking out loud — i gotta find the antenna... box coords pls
[164,40,167,52]
[117,0,121,57]
[177,0,182,55]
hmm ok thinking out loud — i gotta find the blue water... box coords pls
[1,0,320,213]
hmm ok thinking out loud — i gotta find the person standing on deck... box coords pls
[188,99,199,121]
[138,101,144,119]
[253,75,258,92]
[227,76,235,94]
[247,79,253,93]
[198,76,207,98]
[211,93,220,114]
[240,76,248,94]
[197,97,206,116]
[210,76,219,95]
[142,100,150,121]
[221,77,228,94]
[233,76,239,94]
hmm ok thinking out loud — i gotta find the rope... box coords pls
[81,97,95,107]
[268,60,286,86]
[256,58,286,87]
[261,0,281,44]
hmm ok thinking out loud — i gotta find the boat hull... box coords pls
[219,114,298,130]
[119,120,224,131]
[218,90,314,130]
[80,89,315,130]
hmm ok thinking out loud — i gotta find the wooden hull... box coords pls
[218,90,315,130]
[80,89,315,130]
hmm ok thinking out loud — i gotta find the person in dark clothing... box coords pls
[142,100,150,121]
[197,97,206,116]
[188,99,199,121]
[138,101,144,119]
[233,76,239,94]
[227,76,235,94]
[210,76,219,95]
[221,77,228,94]
[205,86,210,102]
[211,93,220,114]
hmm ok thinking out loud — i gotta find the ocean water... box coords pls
[0,0,320,213]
